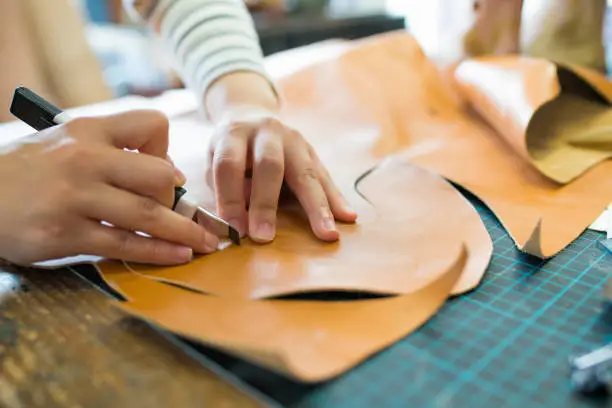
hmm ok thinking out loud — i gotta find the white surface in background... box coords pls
[0,90,198,145]
[589,204,612,236]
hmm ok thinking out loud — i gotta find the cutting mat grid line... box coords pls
[186,200,612,408]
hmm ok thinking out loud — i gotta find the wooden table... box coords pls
[0,265,263,407]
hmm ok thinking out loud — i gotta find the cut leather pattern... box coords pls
[97,246,467,383]
[113,158,491,298]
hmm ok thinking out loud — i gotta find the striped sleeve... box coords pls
[123,0,277,99]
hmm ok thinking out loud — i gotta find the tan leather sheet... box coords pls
[97,245,467,383]
[256,31,612,258]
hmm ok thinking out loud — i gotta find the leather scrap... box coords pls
[455,56,612,183]
[97,245,467,383]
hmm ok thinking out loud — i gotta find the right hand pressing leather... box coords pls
[0,110,219,266]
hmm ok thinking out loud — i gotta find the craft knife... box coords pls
[9,86,240,245]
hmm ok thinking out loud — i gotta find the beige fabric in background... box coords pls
[20,0,112,109]
[0,0,112,121]
[408,0,607,72]
[521,0,607,72]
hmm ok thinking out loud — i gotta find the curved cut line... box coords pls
[122,260,215,296]
[353,159,388,205]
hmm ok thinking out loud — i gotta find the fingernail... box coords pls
[253,222,275,242]
[344,202,356,215]
[174,167,187,186]
[321,207,337,231]
[344,198,355,213]
[174,246,193,262]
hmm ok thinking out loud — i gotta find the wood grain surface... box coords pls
[0,266,262,408]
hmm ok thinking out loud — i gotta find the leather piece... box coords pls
[259,31,612,257]
[454,56,612,183]
[95,72,492,380]
[97,246,467,383]
[526,94,612,183]
[116,157,491,297]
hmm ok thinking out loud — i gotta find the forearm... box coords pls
[204,71,279,122]
[124,0,278,120]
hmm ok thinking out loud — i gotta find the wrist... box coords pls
[204,72,280,123]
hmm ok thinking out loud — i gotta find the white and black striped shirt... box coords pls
[124,0,275,97]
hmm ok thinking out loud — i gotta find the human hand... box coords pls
[206,106,357,243]
[0,110,219,266]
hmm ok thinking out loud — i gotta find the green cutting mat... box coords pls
[182,192,612,408]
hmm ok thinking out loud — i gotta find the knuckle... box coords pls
[287,128,303,140]
[261,115,282,129]
[143,110,170,135]
[62,144,98,178]
[218,198,244,212]
[297,166,319,185]
[252,199,278,214]
[136,197,160,222]
[64,117,97,134]
[257,154,284,174]
[213,149,242,173]
[115,230,137,257]
[147,239,168,261]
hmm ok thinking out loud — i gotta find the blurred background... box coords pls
[3,0,612,112]
[75,0,410,99]
[72,0,612,99]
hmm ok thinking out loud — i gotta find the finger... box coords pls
[167,154,187,186]
[102,149,176,208]
[248,129,284,243]
[79,221,194,265]
[96,109,171,159]
[212,128,251,236]
[284,140,339,242]
[80,185,219,254]
[310,149,358,223]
